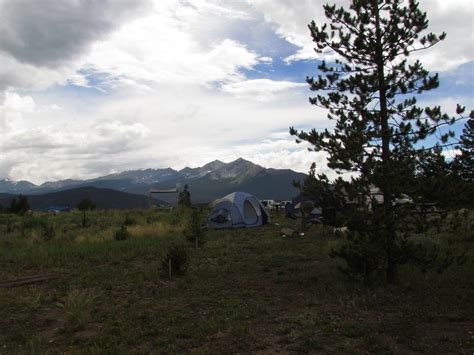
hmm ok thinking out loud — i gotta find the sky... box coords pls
[0,0,472,184]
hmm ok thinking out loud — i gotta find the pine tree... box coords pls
[453,117,474,182]
[413,148,454,207]
[290,0,471,283]
[450,117,474,207]
[9,195,30,215]
[177,184,192,208]
[77,198,95,227]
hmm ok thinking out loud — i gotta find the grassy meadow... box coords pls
[0,208,473,353]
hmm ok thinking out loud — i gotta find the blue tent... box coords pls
[208,192,270,229]
[43,205,70,213]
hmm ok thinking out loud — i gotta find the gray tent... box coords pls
[207,192,270,229]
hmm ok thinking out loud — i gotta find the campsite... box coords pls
[0,204,473,353]
[1,0,473,353]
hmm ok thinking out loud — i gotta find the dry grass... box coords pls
[128,221,186,239]
[0,209,472,353]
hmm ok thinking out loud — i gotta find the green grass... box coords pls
[0,208,473,353]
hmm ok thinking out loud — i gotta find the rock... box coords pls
[280,228,299,238]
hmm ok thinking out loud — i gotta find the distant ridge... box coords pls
[0,187,168,210]
[0,158,307,203]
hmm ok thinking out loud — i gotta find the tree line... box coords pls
[0,195,31,215]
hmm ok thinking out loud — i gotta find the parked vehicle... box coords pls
[260,200,276,210]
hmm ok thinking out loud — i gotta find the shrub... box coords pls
[330,229,386,284]
[114,224,130,241]
[22,216,45,230]
[123,215,137,226]
[146,214,159,224]
[56,288,100,330]
[161,245,188,278]
[41,222,55,241]
[6,218,14,233]
[168,208,189,226]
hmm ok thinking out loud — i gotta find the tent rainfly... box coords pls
[207,192,270,229]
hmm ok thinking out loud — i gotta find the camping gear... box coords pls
[279,228,299,238]
[207,192,270,229]
[288,195,324,225]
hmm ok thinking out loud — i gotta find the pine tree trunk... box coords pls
[374,1,398,284]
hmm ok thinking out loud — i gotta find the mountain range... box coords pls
[0,158,306,205]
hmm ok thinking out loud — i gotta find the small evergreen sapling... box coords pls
[177,184,192,208]
[77,198,95,228]
[114,224,130,241]
[185,208,206,248]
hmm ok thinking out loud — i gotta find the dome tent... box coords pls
[207,192,270,229]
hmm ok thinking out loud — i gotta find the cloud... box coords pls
[248,0,346,62]
[259,56,273,63]
[221,79,306,101]
[0,0,470,185]
[413,0,474,71]
[441,148,461,161]
[1,120,149,154]
[0,82,328,183]
[83,5,263,91]
[0,0,272,93]
[0,53,74,92]
[249,0,474,71]
[1,91,35,113]
[0,0,150,92]
[182,133,352,180]
[182,0,251,20]
[0,0,150,67]
[0,96,150,183]
[0,91,35,130]
[223,136,329,173]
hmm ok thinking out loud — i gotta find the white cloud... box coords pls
[0,53,75,92]
[442,148,461,160]
[67,73,92,89]
[0,91,35,130]
[183,0,251,20]
[221,79,306,101]
[0,119,150,183]
[2,91,35,113]
[224,137,328,173]
[0,82,328,183]
[83,4,262,91]
[259,56,273,63]
[249,0,474,71]
[413,0,474,71]
[248,0,346,62]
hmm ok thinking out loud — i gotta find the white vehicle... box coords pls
[393,194,414,206]
[260,199,276,209]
